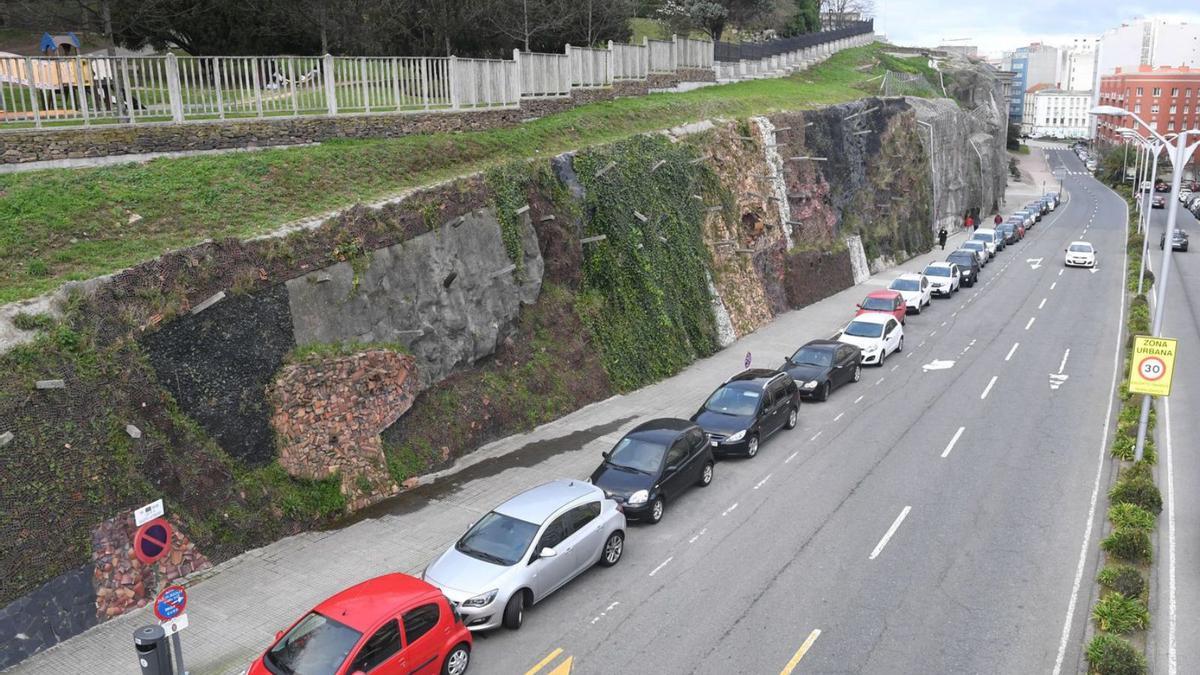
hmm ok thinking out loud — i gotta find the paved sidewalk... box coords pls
[6,231,979,675]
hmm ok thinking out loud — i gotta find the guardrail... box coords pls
[713,21,873,62]
[1,25,873,132]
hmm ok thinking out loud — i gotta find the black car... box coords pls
[947,250,980,287]
[780,340,863,401]
[998,223,1019,244]
[1026,202,1045,219]
[590,418,713,524]
[690,369,800,459]
[1161,229,1189,251]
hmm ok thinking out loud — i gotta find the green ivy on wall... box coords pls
[573,135,721,391]
[485,162,532,278]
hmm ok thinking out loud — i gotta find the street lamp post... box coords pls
[1091,105,1200,462]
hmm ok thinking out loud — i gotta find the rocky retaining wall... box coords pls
[269,351,418,509]
[91,513,211,621]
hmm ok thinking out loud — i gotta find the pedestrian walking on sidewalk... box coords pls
[993,213,1002,226]
[965,214,975,232]
[938,227,948,250]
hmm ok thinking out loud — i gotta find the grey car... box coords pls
[423,480,625,631]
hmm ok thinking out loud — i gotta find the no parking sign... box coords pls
[1129,336,1177,396]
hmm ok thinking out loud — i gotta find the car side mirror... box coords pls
[855,303,862,309]
[539,546,558,559]
[276,630,284,641]
[602,450,611,459]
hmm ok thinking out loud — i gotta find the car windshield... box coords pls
[1069,244,1093,253]
[265,612,362,675]
[703,386,761,417]
[607,435,668,472]
[844,320,884,338]
[963,242,983,250]
[924,265,950,277]
[889,279,919,291]
[457,511,540,566]
[948,254,974,267]
[861,296,895,311]
[790,347,833,367]
[972,233,992,242]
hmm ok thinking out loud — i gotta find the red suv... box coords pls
[855,290,907,325]
[248,574,472,675]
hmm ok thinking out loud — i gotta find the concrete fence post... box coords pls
[670,34,678,72]
[512,49,523,99]
[164,53,185,123]
[22,56,42,128]
[323,54,337,115]
[449,55,460,109]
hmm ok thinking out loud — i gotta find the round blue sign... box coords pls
[154,586,187,622]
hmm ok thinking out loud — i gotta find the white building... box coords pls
[1028,89,1092,139]
[1060,38,1097,92]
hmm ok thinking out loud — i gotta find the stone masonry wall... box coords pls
[91,512,211,621]
[268,351,419,510]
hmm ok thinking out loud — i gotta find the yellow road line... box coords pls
[524,648,564,675]
[780,629,822,675]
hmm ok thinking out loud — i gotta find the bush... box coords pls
[1102,527,1152,563]
[1110,503,1156,531]
[1123,461,1154,482]
[11,312,54,331]
[1110,477,1163,514]
[1098,564,1147,599]
[1092,592,1150,633]
[1086,634,1147,675]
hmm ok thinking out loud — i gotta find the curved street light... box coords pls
[1090,105,1200,461]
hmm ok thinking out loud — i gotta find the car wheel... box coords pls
[878,349,886,366]
[696,461,714,487]
[897,336,904,353]
[852,364,862,382]
[599,530,624,566]
[648,496,665,524]
[443,643,471,675]
[914,303,921,315]
[502,592,525,630]
[785,406,799,429]
[746,435,760,458]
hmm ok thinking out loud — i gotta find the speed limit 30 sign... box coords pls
[1129,336,1178,396]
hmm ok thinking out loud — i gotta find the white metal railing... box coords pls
[647,39,675,74]
[610,42,647,81]
[516,50,570,98]
[674,36,713,69]
[452,57,519,108]
[566,45,611,88]
[2,33,875,132]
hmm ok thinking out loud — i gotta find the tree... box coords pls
[656,0,769,42]
[820,0,873,28]
[781,0,820,36]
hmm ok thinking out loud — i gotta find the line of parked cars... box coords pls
[240,194,1064,675]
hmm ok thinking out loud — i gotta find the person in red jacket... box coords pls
[965,214,975,231]
[994,213,1003,226]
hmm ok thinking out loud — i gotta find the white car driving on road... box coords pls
[1065,241,1096,268]
[888,273,932,314]
[837,313,904,366]
[922,262,960,296]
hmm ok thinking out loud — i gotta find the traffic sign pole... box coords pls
[171,632,185,675]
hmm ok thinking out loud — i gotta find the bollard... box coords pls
[134,625,174,675]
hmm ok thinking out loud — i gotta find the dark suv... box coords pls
[590,419,713,524]
[946,250,980,287]
[690,369,800,459]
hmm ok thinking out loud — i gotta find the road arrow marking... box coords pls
[1050,348,1071,390]
[922,359,955,371]
[1027,257,1044,270]
[1090,266,1099,274]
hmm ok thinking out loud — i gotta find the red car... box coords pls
[855,290,907,325]
[248,574,472,675]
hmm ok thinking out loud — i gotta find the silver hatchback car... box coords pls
[423,480,625,631]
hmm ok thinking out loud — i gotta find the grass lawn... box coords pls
[0,43,918,305]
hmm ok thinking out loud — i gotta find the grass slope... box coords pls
[0,44,910,305]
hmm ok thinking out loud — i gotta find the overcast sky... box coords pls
[874,0,1200,57]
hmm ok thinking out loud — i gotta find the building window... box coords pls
[1170,105,1177,114]
[1137,87,1144,96]
[1153,87,1161,96]
[1125,88,1131,98]
[1151,104,1159,114]
[1171,87,1179,96]
[1135,103,1141,113]
[1168,121,1175,131]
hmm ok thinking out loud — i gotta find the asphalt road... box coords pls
[1145,186,1200,675]
[468,148,1130,674]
